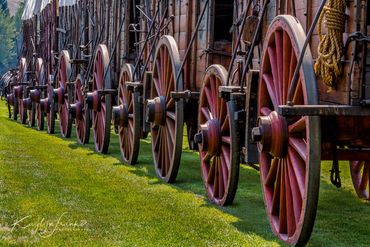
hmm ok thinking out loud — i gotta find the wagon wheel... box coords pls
[13,95,18,121]
[46,83,56,134]
[74,75,90,144]
[256,16,321,246]
[17,58,27,124]
[35,58,45,130]
[197,65,240,206]
[7,97,11,119]
[92,44,112,153]
[26,89,36,127]
[349,161,370,200]
[56,50,73,138]
[116,63,141,165]
[148,35,184,183]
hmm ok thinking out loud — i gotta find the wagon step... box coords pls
[279,105,370,116]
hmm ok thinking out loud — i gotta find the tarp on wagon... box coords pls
[59,0,77,7]
[40,0,52,12]
[21,0,43,20]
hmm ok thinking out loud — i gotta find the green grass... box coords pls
[0,102,369,246]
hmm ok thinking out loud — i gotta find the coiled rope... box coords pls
[314,0,346,90]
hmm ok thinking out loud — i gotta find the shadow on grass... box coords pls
[9,113,370,246]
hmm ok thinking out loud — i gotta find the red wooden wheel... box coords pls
[148,35,184,183]
[17,58,27,124]
[35,58,46,131]
[56,50,73,138]
[73,75,90,144]
[26,88,36,127]
[92,44,112,153]
[116,63,141,165]
[256,16,321,246]
[46,83,56,134]
[198,65,240,206]
[350,161,370,200]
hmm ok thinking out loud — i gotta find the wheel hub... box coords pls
[13,86,23,99]
[252,111,288,158]
[196,119,221,156]
[23,97,32,110]
[53,87,65,105]
[86,91,101,112]
[69,102,83,121]
[30,89,41,103]
[40,97,51,113]
[113,104,129,127]
[146,96,166,126]
[7,94,14,106]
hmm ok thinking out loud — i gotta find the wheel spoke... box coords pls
[287,157,303,223]
[289,137,307,161]
[267,46,280,105]
[262,73,278,109]
[265,158,278,187]
[285,158,296,236]
[201,107,211,121]
[166,111,176,120]
[222,136,231,144]
[275,30,284,105]
[260,106,272,116]
[207,157,216,184]
[283,32,292,103]
[279,163,287,234]
[271,160,281,215]
[221,145,231,170]
[288,147,305,197]
[289,117,306,134]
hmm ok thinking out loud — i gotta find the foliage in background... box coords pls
[0,1,24,75]
[0,9,16,74]
[0,0,9,14]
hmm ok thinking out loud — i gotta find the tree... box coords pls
[0,0,9,15]
[0,9,16,74]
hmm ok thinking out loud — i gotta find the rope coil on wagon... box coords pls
[314,0,346,91]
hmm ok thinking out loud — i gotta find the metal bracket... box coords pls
[97,89,117,96]
[170,90,200,102]
[278,105,370,116]
[126,81,143,93]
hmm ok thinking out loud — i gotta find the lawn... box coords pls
[0,101,369,246]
